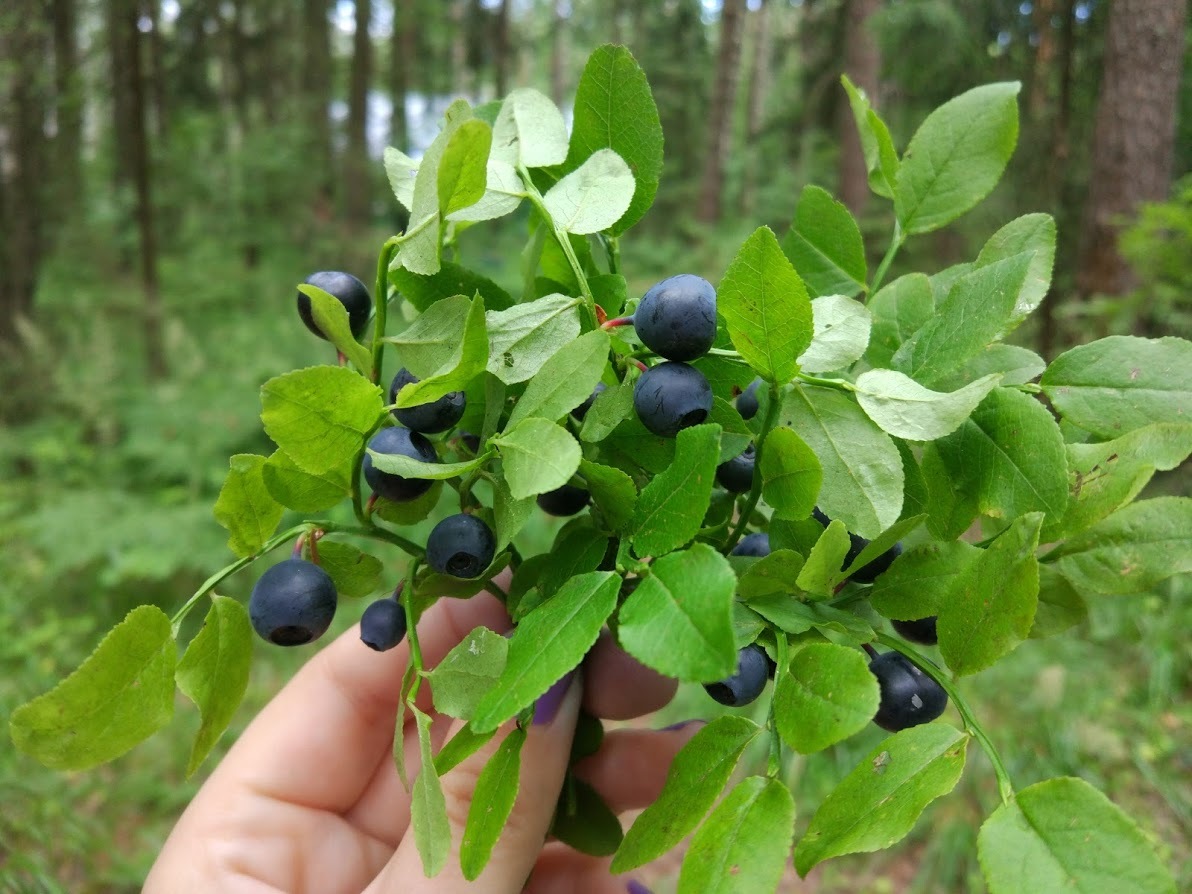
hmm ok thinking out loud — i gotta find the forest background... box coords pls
[0,0,1189,891]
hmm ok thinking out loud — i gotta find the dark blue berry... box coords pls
[297,271,372,339]
[716,444,755,493]
[812,508,902,583]
[360,597,408,651]
[634,274,717,361]
[731,532,770,558]
[571,382,607,421]
[633,361,713,438]
[704,644,769,707]
[388,368,466,434]
[427,514,496,579]
[892,616,938,646]
[536,484,591,517]
[363,426,439,502]
[250,558,338,646]
[459,431,482,453]
[736,379,761,420]
[869,651,948,732]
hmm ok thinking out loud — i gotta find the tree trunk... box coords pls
[145,0,169,140]
[390,0,413,150]
[51,0,84,214]
[1026,0,1058,120]
[837,0,881,217]
[345,0,372,224]
[697,0,747,223]
[494,0,511,97]
[107,0,135,194]
[1076,0,1188,306]
[550,0,567,106]
[451,0,470,96]
[740,0,772,216]
[302,0,334,206]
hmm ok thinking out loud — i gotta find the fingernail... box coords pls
[533,672,576,726]
[627,881,654,894]
[660,719,705,732]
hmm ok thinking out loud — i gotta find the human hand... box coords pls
[145,589,695,893]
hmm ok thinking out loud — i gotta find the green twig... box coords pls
[372,238,399,384]
[402,560,426,701]
[869,221,904,296]
[876,633,1016,805]
[796,372,857,392]
[724,384,782,552]
[517,164,597,327]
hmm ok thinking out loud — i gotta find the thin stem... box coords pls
[605,234,621,275]
[484,576,511,602]
[724,383,782,552]
[402,560,425,701]
[326,521,426,559]
[351,453,369,527]
[869,221,904,296]
[876,633,1016,805]
[517,164,597,327]
[796,373,857,392]
[371,238,399,384]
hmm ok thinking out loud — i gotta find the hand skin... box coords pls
[145,591,691,894]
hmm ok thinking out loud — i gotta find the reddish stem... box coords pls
[600,315,635,331]
[633,359,649,373]
[337,350,348,366]
[862,643,880,660]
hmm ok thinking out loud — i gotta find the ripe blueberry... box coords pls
[736,378,761,420]
[704,644,769,707]
[731,532,770,557]
[459,431,482,453]
[892,616,938,646]
[360,596,408,651]
[249,558,338,647]
[536,484,591,517]
[868,651,948,732]
[716,444,755,493]
[571,382,607,421]
[363,426,439,502]
[297,271,372,340]
[426,514,497,579]
[388,368,466,434]
[634,274,717,361]
[633,361,713,438]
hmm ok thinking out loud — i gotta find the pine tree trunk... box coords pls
[837,0,881,216]
[345,0,373,224]
[740,0,772,216]
[145,0,169,140]
[107,0,135,195]
[1026,0,1058,120]
[1076,0,1188,304]
[390,0,413,150]
[494,0,511,97]
[51,0,84,214]
[302,0,333,206]
[697,0,747,223]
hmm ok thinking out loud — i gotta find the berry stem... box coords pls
[600,316,635,330]
[371,238,399,384]
[724,382,782,552]
[868,221,904,296]
[876,633,1016,805]
[862,642,880,660]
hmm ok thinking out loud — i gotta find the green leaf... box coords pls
[176,596,253,776]
[779,387,904,538]
[298,284,374,372]
[260,366,383,476]
[892,253,1033,388]
[579,459,637,531]
[213,454,284,558]
[781,185,868,298]
[491,88,568,168]
[375,480,444,527]
[973,213,1056,333]
[866,273,933,369]
[796,520,853,596]
[758,426,822,521]
[1040,336,1192,438]
[630,423,722,556]
[472,572,618,732]
[314,541,384,599]
[612,716,762,872]
[934,343,1047,391]
[775,643,880,754]
[591,272,628,316]
[617,544,737,682]
[855,370,1003,441]
[507,330,609,427]
[367,447,485,481]
[493,417,582,499]
[261,449,350,512]
[392,294,489,408]
[794,724,969,875]
[493,474,535,551]
[797,294,872,373]
[391,263,513,314]
[709,397,754,463]
[434,723,497,776]
[386,295,472,375]
[566,44,663,234]
[10,606,176,770]
[427,627,508,721]
[538,529,609,599]
[551,777,624,856]
[841,75,899,199]
[978,776,1176,894]
[921,442,980,539]
[542,149,636,235]
[459,727,524,880]
[486,294,583,385]
[1044,497,1192,594]
[1030,565,1088,639]
[737,549,805,601]
[580,379,635,443]
[448,158,525,223]
[719,226,815,384]
[894,82,1021,235]
[602,413,677,474]
[678,776,796,894]
[437,118,492,218]
[410,705,451,876]
[934,388,1069,523]
[384,146,417,210]
[939,513,1042,676]
[747,598,874,645]
[842,515,927,581]
[869,540,982,621]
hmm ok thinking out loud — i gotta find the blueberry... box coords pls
[363,426,439,502]
[704,644,769,707]
[571,382,607,421]
[297,271,372,340]
[537,484,591,517]
[868,651,948,732]
[716,444,755,493]
[737,378,761,420]
[634,274,717,361]
[249,558,337,647]
[633,361,713,438]
[459,431,482,453]
[731,532,770,557]
[811,506,831,526]
[388,368,466,434]
[360,597,408,651]
[426,514,497,579]
[812,508,902,583]
[892,616,939,646]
